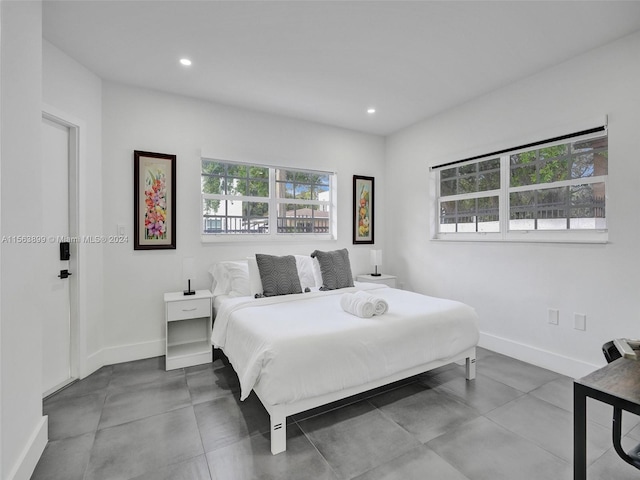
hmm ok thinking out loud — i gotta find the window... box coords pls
[434,129,608,242]
[275,169,331,234]
[201,159,334,239]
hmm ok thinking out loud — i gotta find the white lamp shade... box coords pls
[370,249,382,266]
[182,257,196,282]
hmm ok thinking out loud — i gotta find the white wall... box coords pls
[0,2,48,479]
[100,82,386,363]
[42,39,104,377]
[386,31,640,378]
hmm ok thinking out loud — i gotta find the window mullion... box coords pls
[500,155,509,238]
[269,168,276,237]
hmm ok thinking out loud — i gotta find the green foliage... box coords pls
[202,161,270,217]
[440,158,500,196]
[510,145,570,187]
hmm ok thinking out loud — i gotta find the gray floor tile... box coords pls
[529,375,640,434]
[477,355,560,392]
[206,424,337,480]
[587,445,640,480]
[297,400,421,480]
[428,416,572,480]
[129,454,211,480]
[486,394,611,464]
[84,407,203,480]
[627,422,640,442]
[43,392,105,440]
[99,375,191,429]
[194,391,271,453]
[475,346,498,360]
[369,383,480,443]
[352,444,471,480]
[186,363,240,405]
[529,375,574,411]
[50,366,113,400]
[109,356,184,389]
[31,432,94,480]
[425,371,525,414]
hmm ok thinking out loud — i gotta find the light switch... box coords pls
[574,313,586,331]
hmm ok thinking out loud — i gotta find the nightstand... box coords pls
[356,274,397,288]
[164,290,213,370]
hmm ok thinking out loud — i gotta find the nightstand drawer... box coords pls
[167,298,210,321]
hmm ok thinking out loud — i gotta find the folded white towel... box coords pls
[354,290,389,316]
[340,292,375,318]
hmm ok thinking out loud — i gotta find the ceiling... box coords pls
[42,1,640,136]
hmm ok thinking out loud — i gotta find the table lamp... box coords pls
[182,257,196,295]
[370,249,382,277]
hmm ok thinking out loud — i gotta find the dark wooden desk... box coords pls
[574,358,640,479]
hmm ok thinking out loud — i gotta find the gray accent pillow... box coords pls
[255,254,303,297]
[310,249,354,291]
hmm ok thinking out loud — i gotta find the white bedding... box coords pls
[211,283,479,405]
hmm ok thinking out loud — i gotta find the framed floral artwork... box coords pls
[353,175,374,244]
[133,150,176,250]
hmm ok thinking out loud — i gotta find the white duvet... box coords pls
[211,284,479,405]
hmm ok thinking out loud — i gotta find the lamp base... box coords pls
[370,273,381,277]
[183,279,196,295]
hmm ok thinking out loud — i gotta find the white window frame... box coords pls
[432,130,608,244]
[201,157,337,243]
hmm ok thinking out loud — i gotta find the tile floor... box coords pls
[32,348,640,480]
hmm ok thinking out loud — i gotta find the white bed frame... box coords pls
[253,346,477,454]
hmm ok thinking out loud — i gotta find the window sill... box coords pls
[432,230,608,244]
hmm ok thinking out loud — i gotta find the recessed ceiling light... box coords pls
[367,108,376,114]
[179,58,192,66]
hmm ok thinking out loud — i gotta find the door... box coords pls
[41,116,74,396]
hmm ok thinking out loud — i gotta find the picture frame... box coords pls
[353,175,374,244]
[134,150,177,250]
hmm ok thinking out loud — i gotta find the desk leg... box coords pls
[574,383,587,480]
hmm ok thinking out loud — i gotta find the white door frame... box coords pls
[42,105,83,393]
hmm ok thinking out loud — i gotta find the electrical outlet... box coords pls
[574,313,586,331]
[548,309,559,325]
[117,224,125,235]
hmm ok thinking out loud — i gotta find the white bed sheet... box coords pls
[212,284,479,405]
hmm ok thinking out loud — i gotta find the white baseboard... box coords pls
[479,332,601,379]
[85,339,164,375]
[6,416,48,480]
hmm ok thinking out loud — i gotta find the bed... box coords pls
[209,252,479,454]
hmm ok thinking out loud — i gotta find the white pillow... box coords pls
[295,255,317,290]
[210,263,228,296]
[311,256,322,288]
[247,256,263,297]
[209,260,250,297]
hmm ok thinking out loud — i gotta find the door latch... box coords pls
[58,269,72,279]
